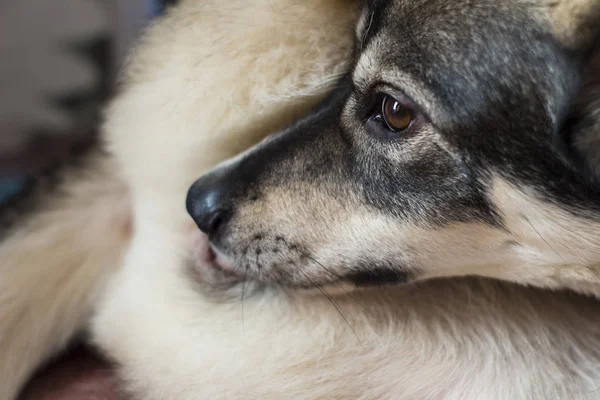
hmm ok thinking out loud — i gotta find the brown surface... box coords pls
[0,130,96,178]
[20,345,125,400]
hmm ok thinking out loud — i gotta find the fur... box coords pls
[0,149,128,399]
[2,0,600,399]
[185,0,600,295]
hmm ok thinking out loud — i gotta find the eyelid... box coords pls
[353,81,429,125]
[371,83,421,113]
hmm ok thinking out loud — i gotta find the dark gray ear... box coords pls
[561,48,600,183]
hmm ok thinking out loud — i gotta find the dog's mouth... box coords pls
[191,231,242,277]
[207,245,238,274]
[191,226,411,289]
[191,229,412,289]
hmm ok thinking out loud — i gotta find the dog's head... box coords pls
[187,0,600,292]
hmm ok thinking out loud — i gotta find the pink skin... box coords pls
[189,227,239,276]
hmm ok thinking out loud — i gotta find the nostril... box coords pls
[186,187,231,237]
[186,169,235,237]
[206,211,225,236]
[189,199,229,237]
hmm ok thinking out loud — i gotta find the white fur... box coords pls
[94,0,600,398]
[0,152,128,399]
[3,0,600,399]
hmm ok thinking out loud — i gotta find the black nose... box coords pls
[186,168,234,237]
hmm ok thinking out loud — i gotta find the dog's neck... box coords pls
[485,178,600,297]
[552,50,600,296]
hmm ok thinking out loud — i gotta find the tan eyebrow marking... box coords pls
[360,8,376,49]
[351,37,451,124]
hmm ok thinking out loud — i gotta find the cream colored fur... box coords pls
[0,152,129,399]
[538,0,600,47]
[3,0,600,399]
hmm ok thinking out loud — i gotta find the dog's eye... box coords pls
[376,95,414,132]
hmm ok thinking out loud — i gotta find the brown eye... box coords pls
[381,95,413,131]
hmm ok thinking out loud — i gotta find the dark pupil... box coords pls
[383,96,411,130]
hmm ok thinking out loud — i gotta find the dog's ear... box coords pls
[540,0,600,49]
[560,48,600,183]
[545,1,600,182]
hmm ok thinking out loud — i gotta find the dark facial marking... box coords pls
[357,0,600,212]
[346,267,411,287]
[187,0,600,289]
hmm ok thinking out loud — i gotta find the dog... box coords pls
[3,0,600,399]
[186,0,600,295]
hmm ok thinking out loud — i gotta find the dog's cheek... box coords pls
[224,186,360,281]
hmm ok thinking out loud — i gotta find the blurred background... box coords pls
[0,0,175,203]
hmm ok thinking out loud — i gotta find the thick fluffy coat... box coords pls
[2,0,600,399]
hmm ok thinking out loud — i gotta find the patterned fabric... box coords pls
[0,0,110,152]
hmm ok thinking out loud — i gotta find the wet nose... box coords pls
[186,168,234,237]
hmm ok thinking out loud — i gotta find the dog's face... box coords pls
[187,0,600,291]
